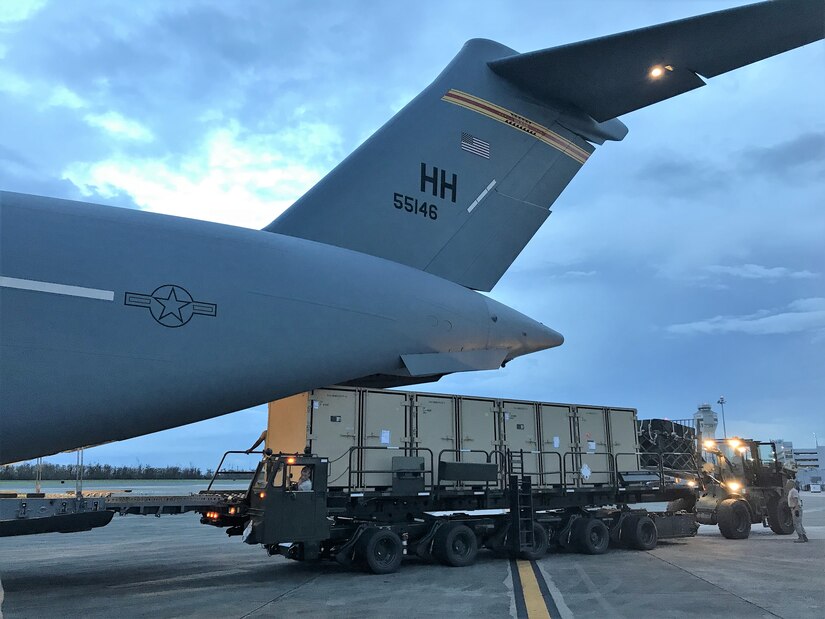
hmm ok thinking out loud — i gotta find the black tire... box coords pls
[433,523,478,567]
[622,515,658,550]
[767,498,795,535]
[667,496,696,513]
[357,528,403,574]
[717,499,751,539]
[519,523,550,560]
[574,518,610,555]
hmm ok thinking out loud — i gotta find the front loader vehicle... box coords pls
[691,438,795,539]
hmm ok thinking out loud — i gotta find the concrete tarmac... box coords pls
[1,493,823,618]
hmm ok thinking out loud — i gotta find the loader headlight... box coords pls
[703,440,716,450]
[687,480,697,488]
[725,481,742,493]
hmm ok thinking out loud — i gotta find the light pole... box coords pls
[717,396,727,439]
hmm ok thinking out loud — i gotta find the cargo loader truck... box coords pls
[203,386,699,573]
[197,445,697,574]
[1,386,698,573]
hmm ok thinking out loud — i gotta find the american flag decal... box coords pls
[460,132,490,159]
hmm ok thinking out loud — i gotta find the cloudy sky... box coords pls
[2,0,823,468]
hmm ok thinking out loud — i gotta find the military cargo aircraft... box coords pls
[1,0,823,464]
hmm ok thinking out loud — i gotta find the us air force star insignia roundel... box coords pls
[124,285,217,327]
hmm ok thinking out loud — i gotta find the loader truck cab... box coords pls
[691,438,795,539]
[244,454,331,559]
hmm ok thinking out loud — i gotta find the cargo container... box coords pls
[267,386,641,490]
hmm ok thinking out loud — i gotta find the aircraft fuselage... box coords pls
[0,192,560,463]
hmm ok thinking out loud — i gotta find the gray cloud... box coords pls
[0,144,30,167]
[633,130,825,200]
[635,151,731,198]
[667,297,825,336]
[706,263,818,280]
[740,131,825,178]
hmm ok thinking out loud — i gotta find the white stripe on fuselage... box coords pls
[0,276,114,301]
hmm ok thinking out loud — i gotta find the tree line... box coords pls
[0,462,214,480]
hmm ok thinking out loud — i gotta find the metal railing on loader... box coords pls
[335,445,701,495]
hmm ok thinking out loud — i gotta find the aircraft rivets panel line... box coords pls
[441,89,590,164]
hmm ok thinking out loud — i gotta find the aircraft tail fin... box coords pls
[267,38,605,291]
[266,0,823,291]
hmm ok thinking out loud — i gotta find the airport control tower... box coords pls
[694,404,719,446]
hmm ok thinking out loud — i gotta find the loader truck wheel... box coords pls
[519,523,550,560]
[574,518,610,555]
[621,515,658,551]
[767,498,795,535]
[434,522,479,567]
[357,528,403,574]
[717,499,751,539]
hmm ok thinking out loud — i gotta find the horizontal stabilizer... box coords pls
[267,1,823,292]
[401,348,509,376]
[489,0,825,121]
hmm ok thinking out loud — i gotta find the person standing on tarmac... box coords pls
[786,479,808,543]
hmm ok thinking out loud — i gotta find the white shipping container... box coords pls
[267,386,640,490]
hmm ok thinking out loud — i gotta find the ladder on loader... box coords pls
[508,450,535,554]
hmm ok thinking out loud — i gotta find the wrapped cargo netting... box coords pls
[637,419,697,471]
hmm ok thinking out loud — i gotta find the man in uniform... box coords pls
[786,479,808,543]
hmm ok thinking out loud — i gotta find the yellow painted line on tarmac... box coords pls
[517,560,551,619]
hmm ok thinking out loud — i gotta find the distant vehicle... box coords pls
[810,484,822,493]
[1,0,824,465]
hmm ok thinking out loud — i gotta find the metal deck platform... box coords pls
[0,490,245,537]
